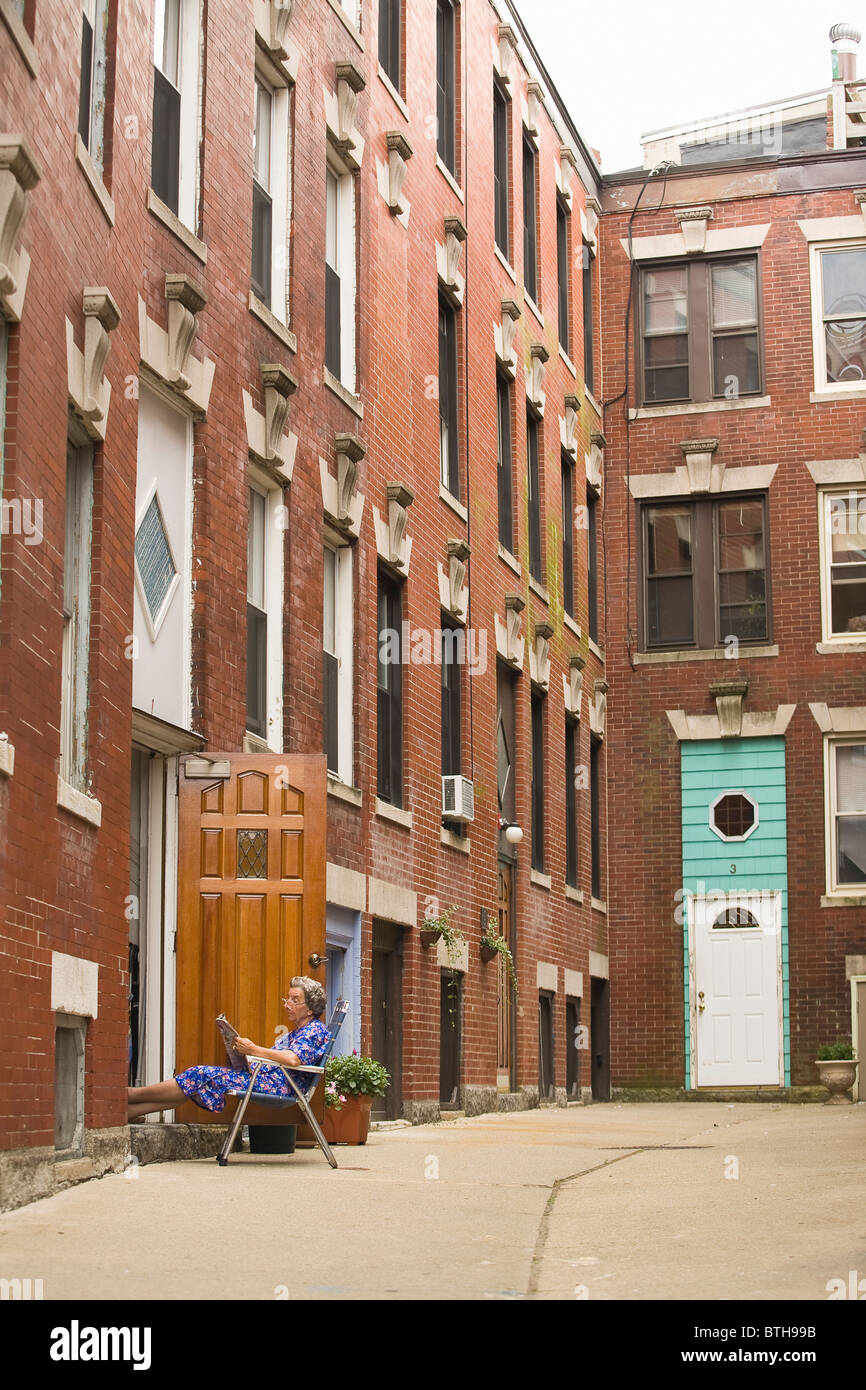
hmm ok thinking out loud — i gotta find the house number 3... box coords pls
[730,864,737,874]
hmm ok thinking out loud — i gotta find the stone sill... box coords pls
[634,644,778,665]
[147,188,207,264]
[590,897,607,914]
[816,640,866,654]
[323,366,363,418]
[530,869,552,890]
[327,777,362,807]
[528,576,549,604]
[75,135,115,227]
[57,776,102,827]
[440,826,470,854]
[249,292,297,352]
[376,797,412,829]
[1,1,39,77]
[439,483,467,521]
[558,343,577,377]
[565,884,584,903]
[0,740,14,777]
[820,894,866,908]
[810,387,866,404]
[435,155,464,203]
[326,0,364,49]
[629,395,770,421]
[377,65,408,120]
[584,386,603,418]
[498,543,521,575]
[494,244,517,283]
[563,612,581,639]
[587,636,604,662]
[525,292,544,328]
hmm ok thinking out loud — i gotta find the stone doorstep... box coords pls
[611,1086,830,1104]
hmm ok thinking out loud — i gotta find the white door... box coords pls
[691,892,782,1087]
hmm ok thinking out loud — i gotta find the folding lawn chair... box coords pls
[216,997,349,1169]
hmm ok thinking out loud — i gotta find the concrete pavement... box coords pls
[1,1102,863,1301]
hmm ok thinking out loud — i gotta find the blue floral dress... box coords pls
[175,1018,330,1112]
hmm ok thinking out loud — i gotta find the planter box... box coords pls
[323,1095,373,1144]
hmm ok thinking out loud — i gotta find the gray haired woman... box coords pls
[127,976,329,1120]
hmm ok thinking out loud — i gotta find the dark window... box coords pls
[323,547,338,774]
[325,168,341,380]
[497,374,513,552]
[527,409,542,582]
[379,0,402,92]
[439,297,460,497]
[436,0,456,174]
[590,735,601,900]
[566,997,580,1097]
[523,132,538,304]
[587,489,599,644]
[497,663,516,825]
[493,80,509,258]
[441,623,461,777]
[78,6,95,148]
[565,716,578,888]
[151,67,181,214]
[712,793,756,839]
[246,488,267,739]
[562,456,574,618]
[557,197,570,354]
[583,244,595,396]
[377,572,403,805]
[641,257,761,405]
[531,691,545,872]
[252,78,273,305]
[642,495,769,650]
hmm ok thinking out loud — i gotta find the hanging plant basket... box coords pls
[420,927,441,949]
[480,942,498,964]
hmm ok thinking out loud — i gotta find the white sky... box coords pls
[513,1,865,172]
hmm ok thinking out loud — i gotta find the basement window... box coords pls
[55,1014,87,1157]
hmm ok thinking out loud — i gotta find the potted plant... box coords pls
[815,1041,858,1104]
[420,904,466,968]
[479,918,518,997]
[322,1052,390,1144]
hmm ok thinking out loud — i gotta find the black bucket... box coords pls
[248,1124,297,1154]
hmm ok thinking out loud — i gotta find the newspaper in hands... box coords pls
[216,1013,250,1071]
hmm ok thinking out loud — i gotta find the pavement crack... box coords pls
[527,1149,646,1297]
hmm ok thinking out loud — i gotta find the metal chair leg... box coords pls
[293,1094,339,1169]
[217,1081,256,1165]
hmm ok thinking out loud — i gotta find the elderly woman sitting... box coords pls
[127,976,330,1121]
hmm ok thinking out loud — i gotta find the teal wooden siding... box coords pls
[681,738,789,1087]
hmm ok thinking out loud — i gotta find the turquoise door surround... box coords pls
[681,737,789,1088]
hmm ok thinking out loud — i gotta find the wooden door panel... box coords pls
[176,754,327,1125]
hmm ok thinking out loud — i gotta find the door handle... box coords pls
[697,990,706,1014]
[308,953,325,969]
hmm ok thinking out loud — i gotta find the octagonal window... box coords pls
[709,790,758,842]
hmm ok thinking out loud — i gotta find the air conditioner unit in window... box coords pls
[442,774,475,823]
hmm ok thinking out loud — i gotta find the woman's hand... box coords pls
[234,1037,260,1058]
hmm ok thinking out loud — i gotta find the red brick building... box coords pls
[0,0,608,1209]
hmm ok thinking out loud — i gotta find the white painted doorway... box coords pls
[689,891,783,1088]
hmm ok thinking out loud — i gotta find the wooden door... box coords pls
[175,753,327,1124]
[371,921,403,1120]
[439,970,462,1107]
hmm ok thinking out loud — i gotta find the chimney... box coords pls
[831,21,861,82]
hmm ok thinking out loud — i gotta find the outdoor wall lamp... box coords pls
[498,818,524,845]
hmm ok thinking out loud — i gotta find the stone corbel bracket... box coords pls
[0,135,41,322]
[557,145,578,209]
[494,298,521,380]
[438,538,471,623]
[676,205,714,255]
[710,679,749,739]
[325,62,366,169]
[561,392,581,459]
[525,81,544,141]
[320,431,365,538]
[378,130,413,224]
[373,481,414,572]
[526,342,549,416]
[437,215,468,306]
[590,678,608,738]
[494,23,519,86]
[529,620,554,691]
[581,196,601,252]
[563,654,585,719]
[586,429,605,496]
[855,190,866,227]
[66,287,121,441]
[138,276,215,417]
[243,363,299,482]
[254,0,299,82]
[679,437,721,494]
[495,592,526,670]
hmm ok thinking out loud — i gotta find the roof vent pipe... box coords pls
[831,22,861,82]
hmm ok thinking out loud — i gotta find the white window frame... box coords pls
[246,467,284,751]
[60,432,94,794]
[153,0,202,231]
[324,531,354,785]
[253,55,291,323]
[325,153,357,392]
[708,789,759,843]
[818,485,866,645]
[824,735,866,896]
[80,0,108,173]
[340,0,361,27]
[809,238,866,396]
